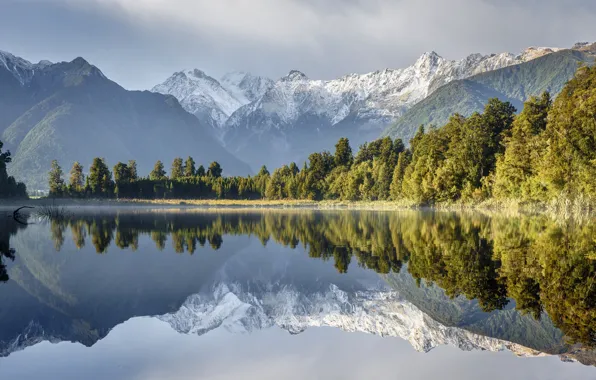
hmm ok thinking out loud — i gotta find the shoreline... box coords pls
[1,197,594,218]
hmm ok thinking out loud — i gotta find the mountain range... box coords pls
[153,44,589,171]
[1,42,594,189]
[0,51,251,190]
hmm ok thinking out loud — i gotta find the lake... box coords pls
[0,208,595,379]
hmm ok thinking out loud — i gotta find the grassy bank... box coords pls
[2,196,594,218]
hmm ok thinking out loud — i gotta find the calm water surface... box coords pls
[0,208,595,379]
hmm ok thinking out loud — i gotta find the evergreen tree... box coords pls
[390,150,411,200]
[69,162,85,193]
[196,165,206,177]
[494,93,551,199]
[538,67,596,198]
[150,160,167,180]
[0,140,27,198]
[171,157,184,180]
[128,160,138,181]
[334,137,353,168]
[88,158,113,196]
[207,161,222,178]
[184,156,196,177]
[48,160,65,196]
[113,162,130,184]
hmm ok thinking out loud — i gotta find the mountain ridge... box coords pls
[0,52,252,189]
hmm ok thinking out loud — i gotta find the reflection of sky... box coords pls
[1,317,594,380]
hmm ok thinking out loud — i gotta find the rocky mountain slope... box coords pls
[155,46,562,170]
[152,70,273,141]
[0,51,252,190]
[383,47,596,141]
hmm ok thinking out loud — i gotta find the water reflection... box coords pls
[1,209,595,367]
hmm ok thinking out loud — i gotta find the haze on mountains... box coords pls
[0,52,251,190]
[153,43,594,172]
[0,41,594,190]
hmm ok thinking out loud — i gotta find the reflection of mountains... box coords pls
[1,210,595,365]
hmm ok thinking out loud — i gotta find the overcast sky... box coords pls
[0,0,594,90]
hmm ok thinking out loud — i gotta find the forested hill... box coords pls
[43,65,596,207]
[384,49,596,142]
[0,52,252,190]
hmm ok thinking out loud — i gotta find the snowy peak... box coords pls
[158,282,547,357]
[220,71,274,104]
[282,70,309,82]
[517,46,563,62]
[152,68,273,135]
[0,50,51,85]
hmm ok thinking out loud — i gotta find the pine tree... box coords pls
[171,158,184,180]
[184,156,196,177]
[150,160,167,180]
[196,165,206,177]
[390,150,411,200]
[88,158,113,196]
[48,160,65,196]
[207,161,222,178]
[334,137,353,168]
[128,160,138,181]
[113,162,130,184]
[69,162,85,193]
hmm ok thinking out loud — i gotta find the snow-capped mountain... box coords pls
[158,281,545,357]
[0,50,53,85]
[153,46,564,170]
[152,69,273,140]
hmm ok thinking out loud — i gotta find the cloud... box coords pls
[0,0,594,89]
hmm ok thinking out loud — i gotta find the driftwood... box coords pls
[12,206,34,225]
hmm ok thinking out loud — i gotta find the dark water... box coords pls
[1,208,595,379]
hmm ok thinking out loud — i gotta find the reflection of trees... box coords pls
[0,216,28,283]
[45,210,596,347]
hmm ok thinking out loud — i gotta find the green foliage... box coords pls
[45,67,596,205]
[334,137,353,168]
[0,140,27,198]
[184,157,196,177]
[150,160,167,181]
[48,160,65,196]
[88,158,114,197]
[207,161,222,178]
[170,157,184,180]
[384,50,595,142]
[69,162,85,193]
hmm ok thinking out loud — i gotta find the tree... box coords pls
[113,162,130,184]
[390,150,411,200]
[128,160,138,181]
[150,160,167,180]
[48,160,65,196]
[0,140,27,198]
[171,157,184,180]
[69,162,85,193]
[196,165,206,177]
[493,93,551,199]
[334,137,353,168]
[207,161,222,178]
[184,156,196,177]
[88,158,113,196]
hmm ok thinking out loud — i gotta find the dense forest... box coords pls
[0,141,27,199]
[36,210,595,348]
[42,66,596,206]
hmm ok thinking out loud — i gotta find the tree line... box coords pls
[43,66,596,203]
